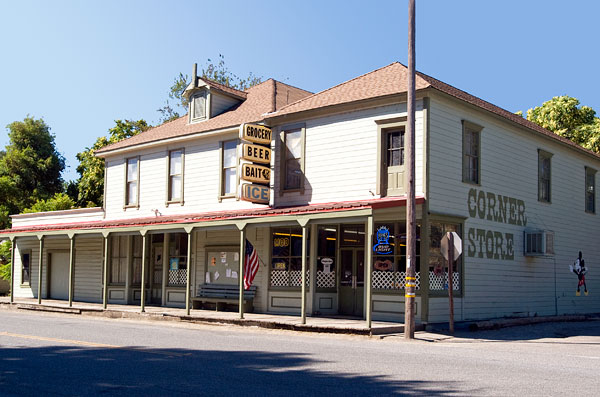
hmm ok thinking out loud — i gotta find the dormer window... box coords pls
[191,90,207,121]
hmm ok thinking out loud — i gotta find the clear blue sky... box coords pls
[1,0,598,182]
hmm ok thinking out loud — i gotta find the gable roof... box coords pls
[269,62,600,160]
[96,79,312,156]
[192,77,248,100]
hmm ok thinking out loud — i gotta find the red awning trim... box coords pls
[2,196,424,235]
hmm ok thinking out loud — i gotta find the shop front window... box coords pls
[316,225,337,289]
[110,235,128,285]
[372,222,421,291]
[270,227,309,288]
[429,222,462,292]
[168,233,188,286]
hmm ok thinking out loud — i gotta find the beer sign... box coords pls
[240,123,272,145]
[241,183,269,204]
[242,143,271,164]
[241,163,270,184]
[239,122,272,204]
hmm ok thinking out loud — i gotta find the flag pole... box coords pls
[404,0,417,340]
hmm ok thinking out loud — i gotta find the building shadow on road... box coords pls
[443,319,600,343]
[0,345,467,396]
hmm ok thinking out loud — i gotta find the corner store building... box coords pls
[3,63,599,325]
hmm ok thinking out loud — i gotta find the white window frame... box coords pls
[124,156,140,208]
[219,139,239,200]
[190,90,207,122]
[166,149,184,205]
[280,123,305,194]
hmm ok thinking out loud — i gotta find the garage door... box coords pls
[49,252,69,300]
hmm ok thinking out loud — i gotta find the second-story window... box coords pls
[585,167,596,213]
[462,121,482,185]
[168,149,183,203]
[283,128,303,190]
[125,157,139,207]
[538,149,552,203]
[221,140,237,197]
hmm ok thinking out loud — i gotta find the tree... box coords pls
[23,192,74,213]
[0,240,10,282]
[525,96,600,153]
[157,55,262,123]
[0,116,65,229]
[76,119,151,207]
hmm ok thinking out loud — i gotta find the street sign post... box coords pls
[441,231,462,333]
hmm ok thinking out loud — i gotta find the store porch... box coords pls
[0,296,411,336]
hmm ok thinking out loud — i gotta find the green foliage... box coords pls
[526,96,600,152]
[157,54,262,124]
[201,54,263,92]
[0,240,11,282]
[76,119,151,207]
[0,116,65,229]
[23,193,74,213]
[64,180,79,203]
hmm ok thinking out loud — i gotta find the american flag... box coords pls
[244,239,259,290]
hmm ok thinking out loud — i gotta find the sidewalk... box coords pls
[0,296,412,336]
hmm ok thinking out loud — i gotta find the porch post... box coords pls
[308,223,317,315]
[37,235,44,304]
[140,230,147,313]
[185,226,193,315]
[102,232,109,309]
[366,216,374,328]
[9,237,15,304]
[236,222,247,320]
[298,218,310,324]
[68,233,75,307]
[162,232,169,306]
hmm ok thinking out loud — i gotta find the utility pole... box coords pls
[404,0,416,340]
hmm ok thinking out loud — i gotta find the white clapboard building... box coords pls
[2,63,598,325]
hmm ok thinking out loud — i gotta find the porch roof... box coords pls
[2,196,424,236]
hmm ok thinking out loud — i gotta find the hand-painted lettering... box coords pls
[467,227,514,260]
[468,188,477,218]
[466,188,526,227]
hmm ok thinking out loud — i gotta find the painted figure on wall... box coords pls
[569,251,588,296]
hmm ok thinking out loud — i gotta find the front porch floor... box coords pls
[0,297,412,336]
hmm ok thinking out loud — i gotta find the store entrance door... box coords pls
[151,243,163,305]
[339,248,364,316]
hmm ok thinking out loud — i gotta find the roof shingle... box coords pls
[96,79,312,155]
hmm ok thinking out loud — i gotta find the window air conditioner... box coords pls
[523,230,554,256]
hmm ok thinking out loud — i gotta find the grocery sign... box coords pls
[239,123,273,203]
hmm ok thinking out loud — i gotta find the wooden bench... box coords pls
[192,284,257,312]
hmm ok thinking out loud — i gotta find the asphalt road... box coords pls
[1,310,599,396]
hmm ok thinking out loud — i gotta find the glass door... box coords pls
[151,243,163,304]
[339,248,365,317]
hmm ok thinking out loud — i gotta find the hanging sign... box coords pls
[241,163,270,184]
[242,143,271,164]
[373,226,394,255]
[240,123,272,145]
[241,183,269,204]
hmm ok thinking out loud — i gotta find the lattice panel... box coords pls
[429,271,460,291]
[168,269,187,285]
[372,271,420,290]
[270,270,310,287]
[316,271,335,288]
